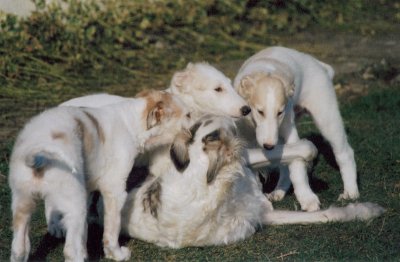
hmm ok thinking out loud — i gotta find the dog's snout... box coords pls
[263,144,275,150]
[240,106,251,116]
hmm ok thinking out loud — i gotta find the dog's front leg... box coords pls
[101,188,130,261]
[278,111,320,211]
[244,139,317,168]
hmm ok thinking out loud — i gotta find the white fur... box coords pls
[115,116,384,248]
[9,91,190,261]
[234,46,360,211]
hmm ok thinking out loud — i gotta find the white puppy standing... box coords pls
[9,90,190,261]
[234,46,359,211]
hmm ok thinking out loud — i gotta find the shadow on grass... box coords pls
[29,233,64,261]
[29,223,131,261]
[261,133,341,195]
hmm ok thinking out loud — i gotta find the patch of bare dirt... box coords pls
[220,28,400,101]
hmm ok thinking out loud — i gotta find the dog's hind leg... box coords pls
[100,187,130,261]
[45,169,88,262]
[10,191,36,262]
[305,83,359,200]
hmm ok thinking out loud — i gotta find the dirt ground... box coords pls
[220,27,400,97]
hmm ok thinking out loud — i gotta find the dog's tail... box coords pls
[25,149,78,177]
[263,202,385,225]
[317,60,335,80]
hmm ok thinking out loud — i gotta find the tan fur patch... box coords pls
[139,90,183,129]
[52,131,67,141]
[32,168,45,178]
[83,111,105,144]
[142,178,162,218]
[74,117,94,156]
[12,201,35,229]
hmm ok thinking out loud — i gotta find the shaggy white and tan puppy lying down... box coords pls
[234,46,359,211]
[107,116,383,248]
[9,90,190,262]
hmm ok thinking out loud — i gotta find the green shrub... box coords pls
[0,0,398,92]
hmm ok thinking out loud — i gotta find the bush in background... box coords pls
[0,0,398,92]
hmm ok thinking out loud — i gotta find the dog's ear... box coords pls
[170,121,202,172]
[147,101,164,129]
[202,129,225,184]
[171,63,194,93]
[286,81,295,97]
[170,130,191,172]
[238,75,254,100]
[204,129,242,184]
[206,148,225,184]
[271,72,295,98]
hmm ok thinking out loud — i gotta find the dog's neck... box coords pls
[165,87,205,120]
[110,99,149,139]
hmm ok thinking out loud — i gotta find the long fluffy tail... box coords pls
[263,202,385,225]
[25,150,77,175]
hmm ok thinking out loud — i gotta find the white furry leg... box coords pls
[289,160,320,211]
[10,194,35,262]
[244,139,317,169]
[335,146,359,200]
[102,190,131,261]
[267,165,291,202]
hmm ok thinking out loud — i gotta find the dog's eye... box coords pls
[202,130,220,143]
[277,110,283,116]
[257,109,264,116]
[214,87,223,92]
[186,113,191,119]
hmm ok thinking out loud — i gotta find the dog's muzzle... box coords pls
[240,106,251,116]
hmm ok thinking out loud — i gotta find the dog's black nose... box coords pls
[263,144,275,150]
[240,106,251,116]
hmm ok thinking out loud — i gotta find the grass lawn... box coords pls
[0,76,399,261]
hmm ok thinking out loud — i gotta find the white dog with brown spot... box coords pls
[8,90,190,262]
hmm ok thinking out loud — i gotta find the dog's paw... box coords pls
[266,189,286,202]
[104,245,131,261]
[338,190,360,201]
[298,193,321,212]
[48,219,66,238]
[10,250,29,262]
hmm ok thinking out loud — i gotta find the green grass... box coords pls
[1,85,399,261]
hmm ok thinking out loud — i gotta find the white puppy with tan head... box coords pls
[9,90,190,262]
[234,46,359,211]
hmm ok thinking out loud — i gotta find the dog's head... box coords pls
[136,89,192,133]
[170,62,251,118]
[237,72,295,149]
[169,115,242,184]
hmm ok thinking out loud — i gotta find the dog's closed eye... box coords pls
[202,130,220,143]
